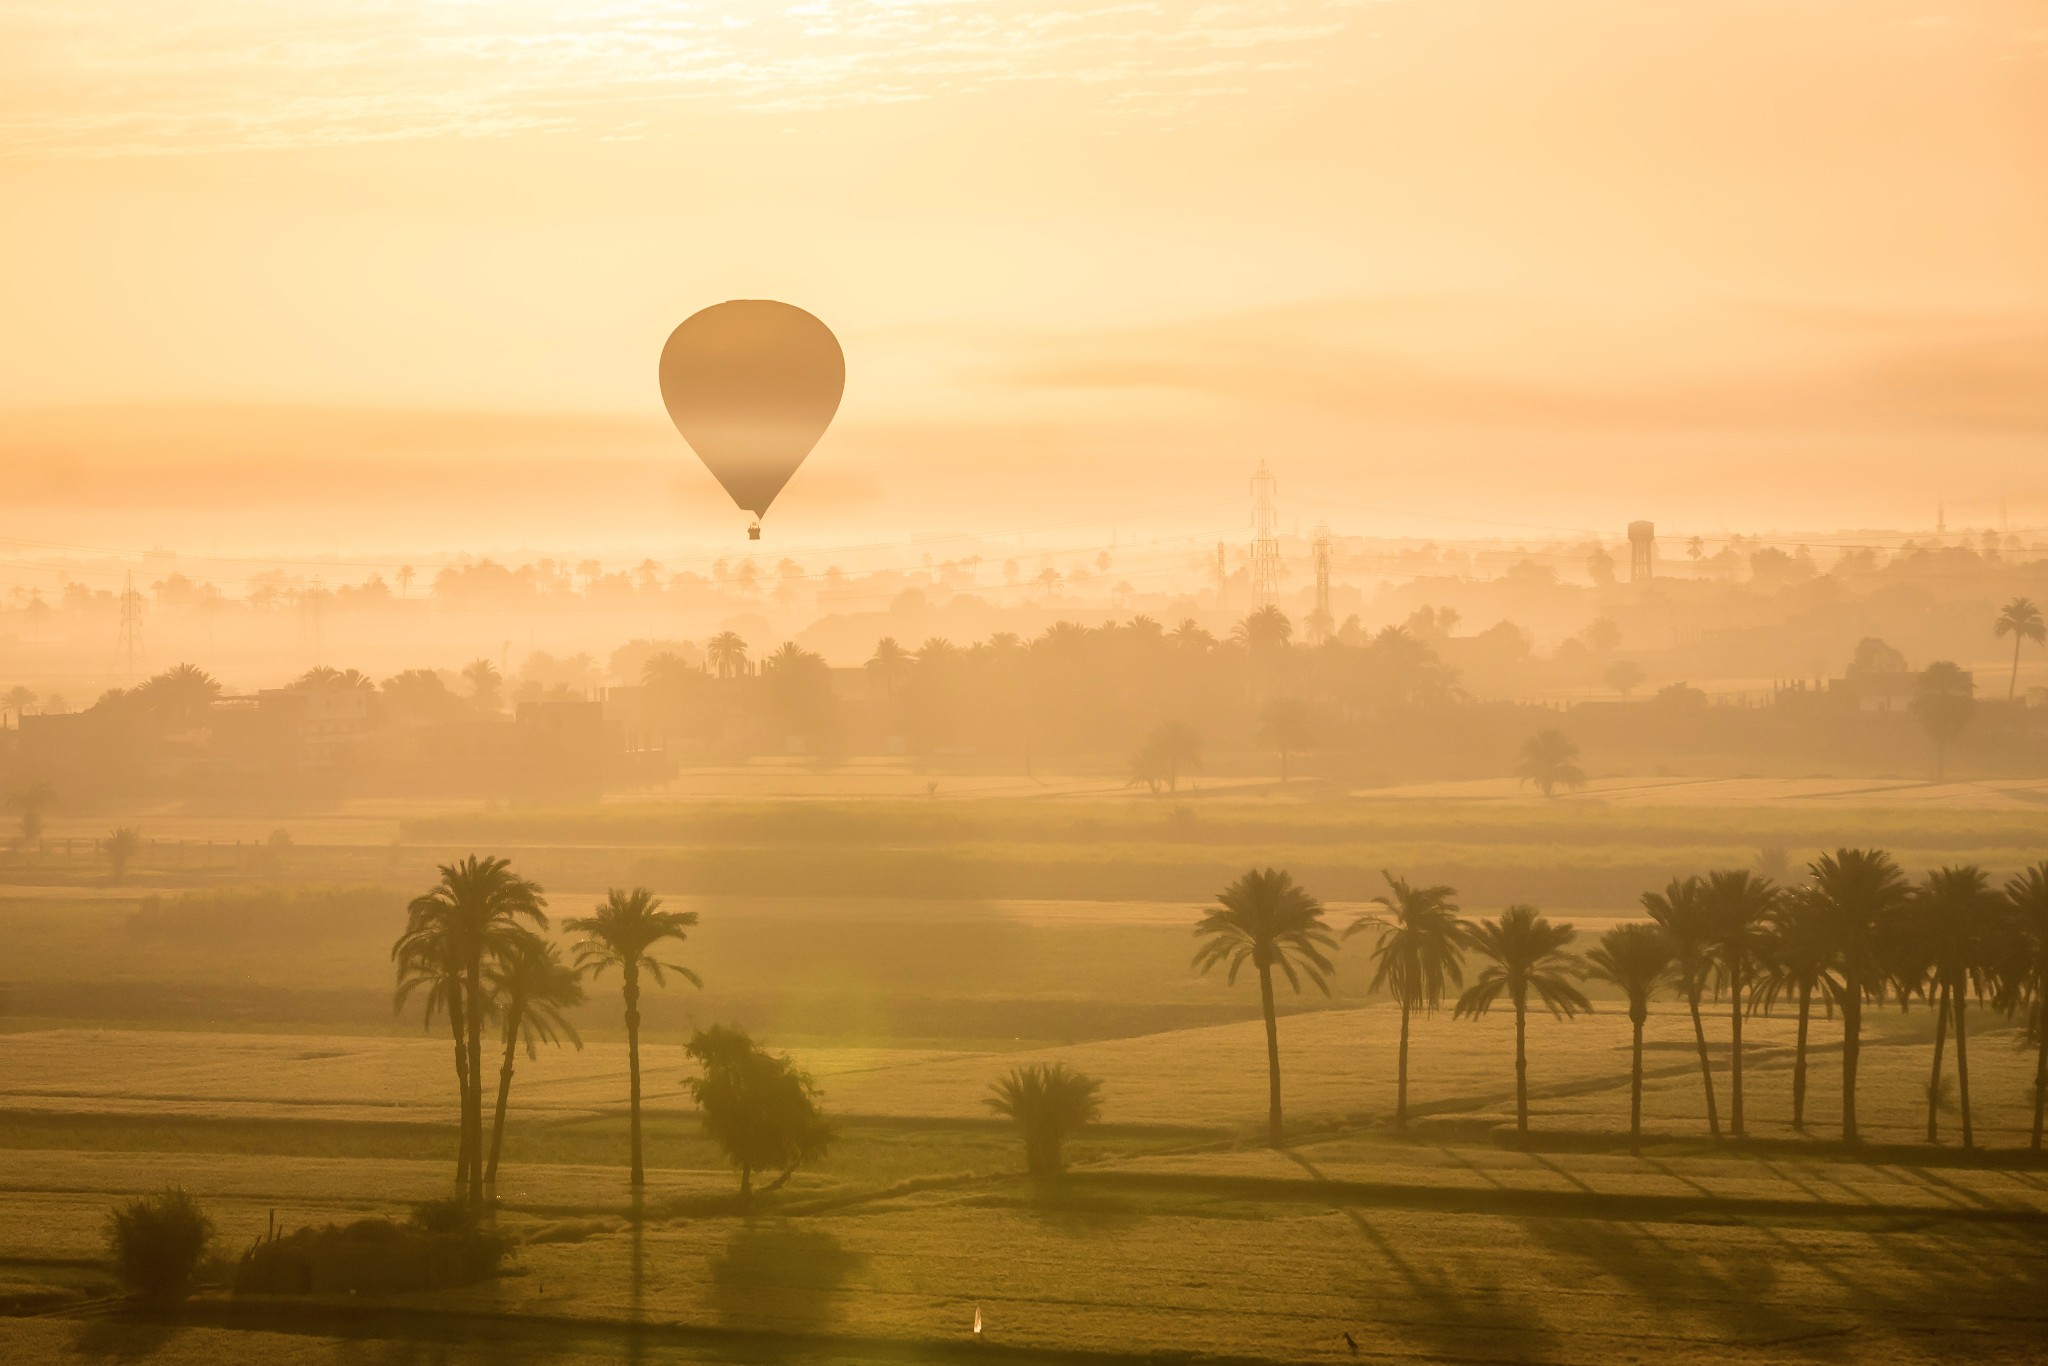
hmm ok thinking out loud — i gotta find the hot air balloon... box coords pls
[658,300,844,540]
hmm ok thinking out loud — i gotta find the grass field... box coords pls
[3,793,2046,1363]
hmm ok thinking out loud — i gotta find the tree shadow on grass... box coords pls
[66,1315,176,1363]
[707,1221,865,1337]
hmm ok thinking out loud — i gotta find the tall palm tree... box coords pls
[1455,906,1591,1133]
[706,632,749,680]
[483,934,585,1187]
[1805,848,1912,1143]
[1345,872,1465,1129]
[1516,730,1585,798]
[1193,868,1337,1145]
[2002,862,2048,1149]
[1642,875,1722,1140]
[1911,661,1974,781]
[1912,865,2003,1149]
[403,856,548,1205]
[1702,868,1778,1137]
[1994,597,2046,699]
[392,913,480,1191]
[1752,888,1837,1132]
[461,659,503,715]
[566,887,700,1189]
[1231,606,1293,652]
[1256,699,1316,783]
[1585,924,1674,1152]
[865,637,910,699]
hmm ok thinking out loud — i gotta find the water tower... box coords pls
[1628,521,1656,582]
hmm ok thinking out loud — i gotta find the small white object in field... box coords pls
[973,1304,983,1337]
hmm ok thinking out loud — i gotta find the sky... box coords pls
[1,0,2044,554]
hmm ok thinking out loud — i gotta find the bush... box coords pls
[107,1187,214,1300]
[234,1216,510,1297]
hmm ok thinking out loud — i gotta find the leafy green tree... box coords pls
[1585,924,1675,1152]
[567,888,699,1191]
[685,1025,832,1202]
[1752,890,1837,1132]
[986,1063,1103,1178]
[1911,661,1974,781]
[1193,868,1337,1145]
[6,780,54,849]
[402,856,548,1206]
[106,826,142,881]
[1994,597,2045,700]
[1804,848,1912,1143]
[1456,906,1590,1133]
[1131,721,1202,795]
[1256,698,1316,783]
[483,935,584,1187]
[1515,729,1585,798]
[1345,872,1465,1129]
[1702,868,1778,1137]
[1641,875,1722,1140]
[2002,863,2048,1150]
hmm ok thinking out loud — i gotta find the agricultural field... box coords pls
[3,794,2046,1363]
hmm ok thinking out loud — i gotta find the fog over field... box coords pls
[3,3,2047,1364]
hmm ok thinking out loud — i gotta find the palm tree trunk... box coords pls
[449,999,471,1190]
[1792,981,1812,1133]
[1953,976,1973,1150]
[465,962,485,1207]
[1728,960,1745,1138]
[2014,634,2025,700]
[625,966,645,1189]
[1396,998,1411,1129]
[1629,1009,1645,1154]
[2031,996,2047,1151]
[1926,982,1949,1144]
[1259,964,1283,1145]
[1841,969,1862,1144]
[1513,999,1529,1134]
[487,1007,522,1189]
[1687,986,1722,1140]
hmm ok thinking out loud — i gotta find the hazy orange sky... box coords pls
[2,1,2043,551]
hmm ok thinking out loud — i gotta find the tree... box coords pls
[483,934,584,1187]
[6,781,53,849]
[1345,872,1465,1129]
[2,684,35,721]
[1193,868,1337,1145]
[1603,660,1645,697]
[462,659,503,715]
[706,632,749,680]
[1994,597,2045,699]
[567,887,700,1191]
[1256,698,1316,783]
[1232,606,1293,652]
[684,1026,832,1202]
[1585,924,1674,1152]
[2002,862,2048,1150]
[1911,662,1973,781]
[1131,721,1202,795]
[106,826,142,881]
[985,1063,1102,1178]
[1455,906,1590,1133]
[1805,848,1912,1143]
[1910,865,2003,1149]
[1702,868,1778,1137]
[1752,890,1837,1132]
[1641,875,1722,1140]
[106,1187,213,1301]
[393,906,480,1191]
[866,637,910,700]
[1516,729,1585,798]
[401,856,548,1206]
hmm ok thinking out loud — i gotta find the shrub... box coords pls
[986,1063,1103,1177]
[107,1187,214,1300]
[685,1025,833,1202]
[234,1217,510,1297]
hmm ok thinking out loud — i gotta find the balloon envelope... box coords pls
[658,300,844,521]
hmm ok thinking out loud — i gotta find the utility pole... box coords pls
[117,572,143,674]
[1250,462,1281,610]
[1311,523,1332,641]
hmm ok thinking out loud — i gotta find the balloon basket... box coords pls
[748,520,761,541]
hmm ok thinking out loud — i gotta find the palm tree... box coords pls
[566,887,700,1190]
[6,780,54,849]
[1585,924,1674,1152]
[1912,865,2003,1149]
[1641,875,1722,1140]
[2002,862,2048,1149]
[1170,619,1216,653]
[706,632,749,680]
[403,856,548,1205]
[483,934,585,1188]
[1232,606,1293,652]
[1752,889,1837,1133]
[1345,872,1465,1129]
[1994,597,2045,699]
[461,659,503,715]
[106,826,142,881]
[1192,869,1337,1145]
[1702,868,1778,1137]
[1516,729,1585,798]
[866,637,910,700]
[1911,661,1974,781]
[1455,906,1590,1133]
[1805,848,1912,1143]
[985,1063,1103,1178]
[393,913,478,1191]
[1255,699,1316,783]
